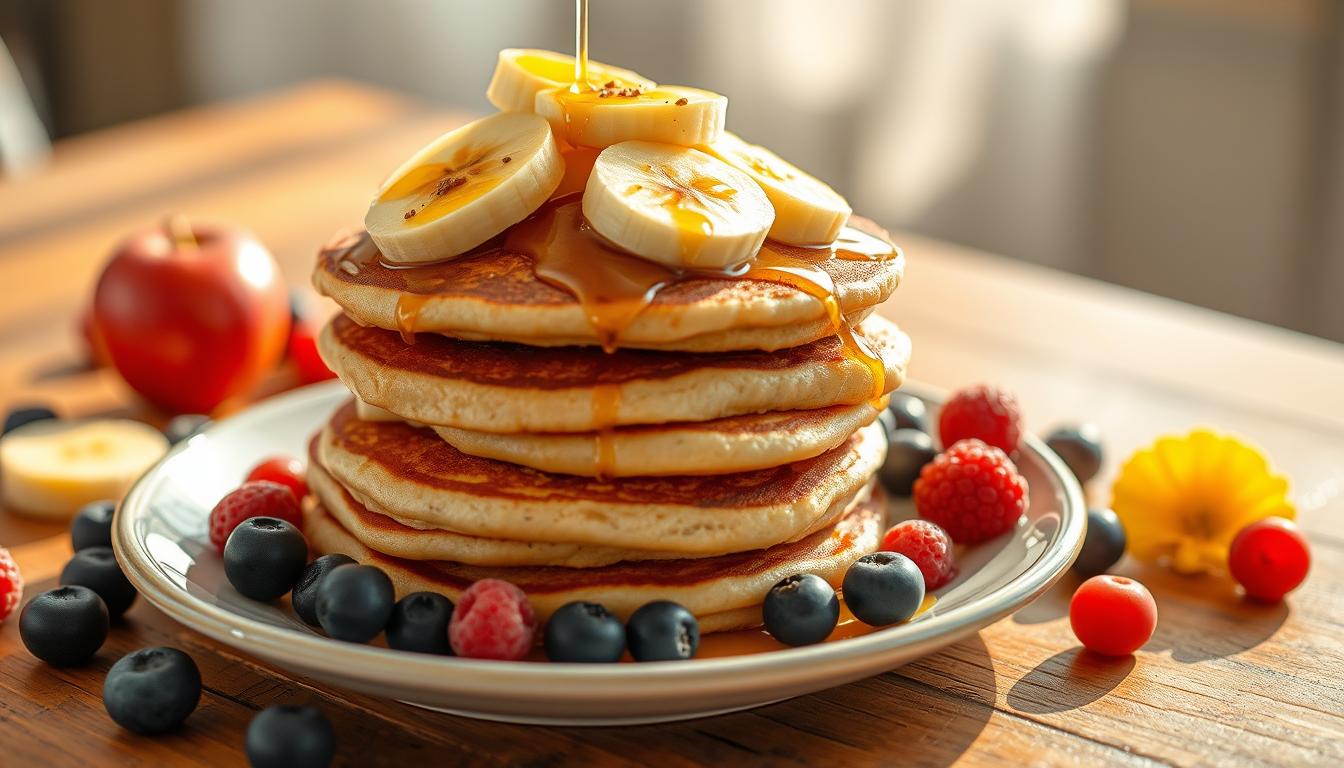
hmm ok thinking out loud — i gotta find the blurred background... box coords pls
[1,0,1342,341]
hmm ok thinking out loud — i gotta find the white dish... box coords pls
[114,381,1084,725]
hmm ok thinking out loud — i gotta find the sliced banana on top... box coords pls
[487,48,656,113]
[705,131,852,246]
[536,85,726,150]
[583,141,774,270]
[366,112,563,264]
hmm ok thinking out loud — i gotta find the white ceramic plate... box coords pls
[114,381,1084,725]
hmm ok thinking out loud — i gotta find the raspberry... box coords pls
[0,547,23,624]
[449,579,536,660]
[938,385,1022,453]
[880,520,957,589]
[208,481,302,552]
[246,456,309,503]
[914,439,1028,544]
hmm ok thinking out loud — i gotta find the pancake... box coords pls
[312,216,903,353]
[318,400,887,554]
[432,400,884,477]
[302,484,886,633]
[319,312,910,433]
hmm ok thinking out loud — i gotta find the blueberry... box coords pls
[223,517,308,602]
[842,552,925,626]
[1045,424,1104,484]
[1073,508,1127,578]
[878,428,937,496]
[19,586,109,666]
[102,647,201,734]
[315,564,394,643]
[71,499,116,551]
[626,600,698,661]
[291,554,356,626]
[886,392,929,434]
[163,413,211,445]
[386,592,454,655]
[3,405,57,435]
[545,601,625,663]
[763,573,839,646]
[60,546,137,619]
[245,705,336,768]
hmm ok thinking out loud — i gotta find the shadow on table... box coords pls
[1006,647,1134,714]
[1128,562,1290,663]
[1010,571,1078,625]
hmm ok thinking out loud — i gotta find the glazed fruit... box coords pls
[843,552,925,626]
[162,413,211,445]
[880,519,957,590]
[71,499,116,551]
[626,600,699,661]
[1069,575,1157,656]
[763,574,838,646]
[886,392,930,434]
[60,546,137,619]
[448,578,537,660]
[1073,508,1127,578]
[246,456,309,503]
[386,592,455,655]
[316,564,395,643]
[545,601,626,663]
[1045,424,1104,484]
[1228,517,1310,602]
[209,481,302,552]
[914,439,1029,544]
[245,705,336,768]
[0,547,22,624]
[19,585,109,666]
[878,429,937,497]
[223,517,308,602]
[102,647,201,735]
[938,385,1022,453]
[291,553,356,626]
[3,405,56,435]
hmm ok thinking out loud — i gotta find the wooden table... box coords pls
[1,82,1341,767]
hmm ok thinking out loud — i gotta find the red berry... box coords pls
[246,456,309,502]
[289,320,336,385]
[449,579,536,660]
[938,385,1023,453]
[208,481,301,552]
[1228,517,1310,602]
[1069,575,1157,656]
[880,520,957,589]
[914,439,1028,544]
[0,547,23,624]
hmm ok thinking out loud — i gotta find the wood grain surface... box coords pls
[0,82,1341,767]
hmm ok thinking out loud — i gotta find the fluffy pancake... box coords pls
[302,485,886,633]
[433,400,883,477]
[319,312,910,433]
[312,217,903,353]
[318,400,887,554]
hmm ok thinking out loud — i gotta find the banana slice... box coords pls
[536,85,726,149]
[705,131,852,245]
[366,112,564,264]
[486,48,656,113]
[0,419,168,520]
[583,141,774,269]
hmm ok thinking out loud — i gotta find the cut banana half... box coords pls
[0,419,168,520]
[366,112,564,264]
[486,48,656,113]
[583,141,774,269]
[705,131,852,245]
[536,85,726,150]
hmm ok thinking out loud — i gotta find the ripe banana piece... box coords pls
[583,141,774,269]
[486,48,656,113]
[704,131,852,245]
[536,85,726,149]
[366,112,564,264]
[0,419,168,520]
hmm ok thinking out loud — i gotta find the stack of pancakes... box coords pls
[307,218,911,634]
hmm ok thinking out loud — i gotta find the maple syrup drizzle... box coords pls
[573,0,590,91]
[629,166,739,268]
[380,146,510,226]
[590,383,621,480]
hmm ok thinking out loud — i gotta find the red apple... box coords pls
[93,219,290,413]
